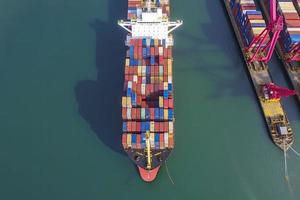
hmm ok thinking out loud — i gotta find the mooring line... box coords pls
[289,146,300,158]
[165,161,175,185]
[284,140,289,181]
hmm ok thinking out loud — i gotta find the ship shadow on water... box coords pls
[74,0,127,155]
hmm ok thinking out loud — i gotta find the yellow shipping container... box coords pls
[122,97,127,107]
[159,76,163,82]
[138,66,142,76]
[159,96,164,107]
[150,121,155,132]
[151,77,155,84]
[164,109,168,119]
[127,134,132,147]
[164,82,168,90]
[169,122,173,133]
[168,59,172,74]
[127,97,132,107]
[125,58,129,66]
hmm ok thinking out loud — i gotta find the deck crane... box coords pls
[262,83,296,101]
[245,0,283,63]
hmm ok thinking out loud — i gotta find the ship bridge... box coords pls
[118,0,182,47]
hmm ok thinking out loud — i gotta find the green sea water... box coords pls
[1,0,300,199]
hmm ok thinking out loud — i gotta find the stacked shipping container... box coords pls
[127,0,170,19]
[230,0,269,46]
[275,0,300,52]
[121,38,174,150]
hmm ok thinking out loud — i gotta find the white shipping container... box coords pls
[164,133,169,148]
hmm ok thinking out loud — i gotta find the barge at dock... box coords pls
[223,0,294,151]
[118,0,182,182]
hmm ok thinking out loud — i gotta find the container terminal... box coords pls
[118,0,182,182]
[223,0,296,151]
[259,0,300,103]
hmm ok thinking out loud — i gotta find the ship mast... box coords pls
[145,131,152,169]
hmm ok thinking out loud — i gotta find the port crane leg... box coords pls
[245,0,283,63]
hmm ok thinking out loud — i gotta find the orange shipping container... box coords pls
[137,134,141,149]
[122,108,127,119]
[159,134,164,149]
[122,134,127,148]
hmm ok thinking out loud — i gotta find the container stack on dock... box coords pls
[229,0,269,46]
[121,38,174,150]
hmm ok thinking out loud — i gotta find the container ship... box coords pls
[118,0,182,182]
[223,0,296,151]
[259,0,300,103]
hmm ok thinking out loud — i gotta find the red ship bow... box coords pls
[138,166,160,182]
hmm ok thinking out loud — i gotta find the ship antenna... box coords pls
[165,160,175,185]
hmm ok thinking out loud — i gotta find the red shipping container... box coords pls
[163,65,168,76]
[155,122,159,132]
[134,66,138,74]
[159,83,164,91]
[138,76,142,84]
[134,47,138,59]
[136,108,141,120]
[141,100,146,107]
[132,108,137,119]
[145,84,149,96]
[151,65,154,75]
[132,82,137,92]
[168,48,172,58]
[164,99,168,108]
[137,95,142,106]
[163,75,168,82]
[137,84,141,95]
[159,122,164,132]
[160,57,164,65]
[154,47,158,56]
[163,48,168,58]
[127,122,132,132]
[164,122,169,132]
[132,122,136,132]
[150,47,155,55]
[155,66,159,76]
[159,134,164,149]
[169,98,174,108]
[149,84,154,94]
[129,75,133,81]
[125,75,129,81]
